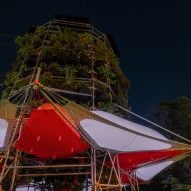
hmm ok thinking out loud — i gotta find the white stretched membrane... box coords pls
[16,186,41,191]
[92,110,168,141]
[0,118,8,147]
[80,119,171,152]
[134,160,173,181]
[16,181,45,190]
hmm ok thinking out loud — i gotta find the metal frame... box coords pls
[0,18,133,191]
[0,81,138,190]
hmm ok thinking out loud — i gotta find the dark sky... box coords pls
[0,0,191,114]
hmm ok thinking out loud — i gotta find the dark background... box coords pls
[0,0,191,114]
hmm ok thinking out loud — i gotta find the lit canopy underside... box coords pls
[0,101,17,149]
[92,110,168,141]
[129,154,188,183]
[135,160,173,181]
[79,110,190,152]
[80,119,171,152]
[0,119,8,147]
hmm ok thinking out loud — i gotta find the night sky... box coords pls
[0,0,191,114]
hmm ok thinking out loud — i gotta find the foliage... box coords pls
[151,96,191,140]
[142,96,191,191]
[2,25,129,108]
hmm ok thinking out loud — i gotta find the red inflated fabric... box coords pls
[118,149,188,169]
[117,149,190,184]
[16,103,89,158]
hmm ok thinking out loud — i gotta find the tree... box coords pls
[2,22,130,109]
[143,97,191,191]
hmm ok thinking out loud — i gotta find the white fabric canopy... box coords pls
[16,188,40,191]
[0,118,8,147]
[80,119,171,152]
[134,160,173,181]
[92,111,167,141]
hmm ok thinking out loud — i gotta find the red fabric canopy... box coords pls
[16,103,89,158]
[118,149,188,170]
[117,149,190,184]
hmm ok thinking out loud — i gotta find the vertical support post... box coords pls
[91,26,95,110]
[104,34,112,103]
[91,148,97,191]
[10,150,21,190]
[0,150,10,184]
[116,154,122,191]
[35,67,41,83]
[31,22,51,84]
[10,117,24,190]
[97,152,107,183]
[91,148,94,191]
[94,148,97,190]
[33,67,41,91]
[86,175,89,191]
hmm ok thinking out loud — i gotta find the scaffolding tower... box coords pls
[0,16,129,191]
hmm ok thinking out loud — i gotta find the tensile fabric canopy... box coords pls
[79,110,191,184]
[0,101,17,149]
[16,103,89,158]
[15,101,191,184]
[118,150,190,184]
